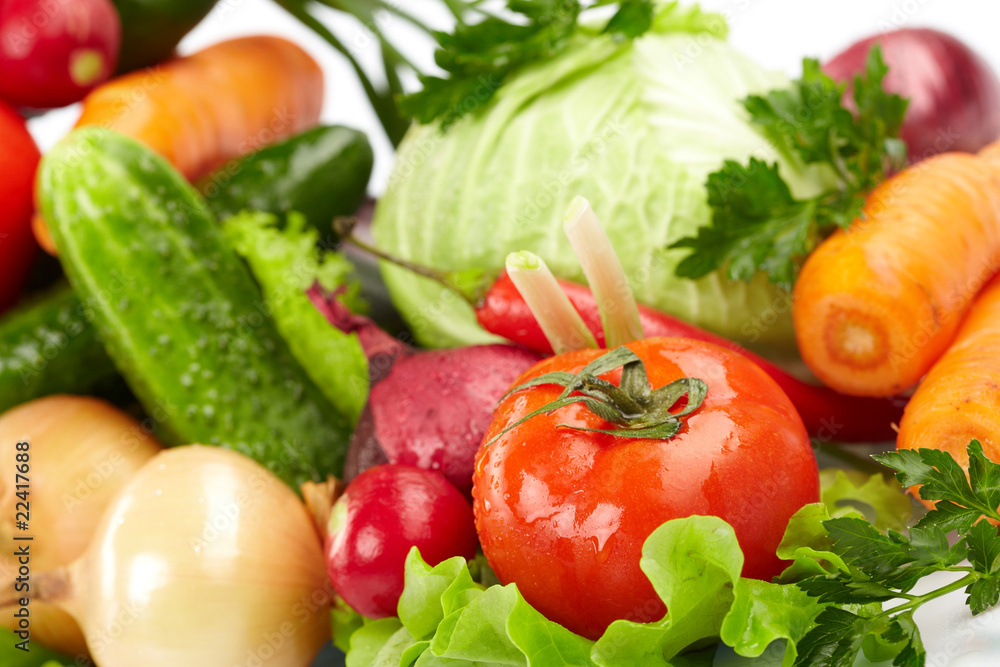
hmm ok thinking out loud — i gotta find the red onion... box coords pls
[824,28,1000,161]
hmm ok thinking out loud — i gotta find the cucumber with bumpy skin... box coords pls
[38,127,350,487]
[199,124,373,235]
[0,283,118,414]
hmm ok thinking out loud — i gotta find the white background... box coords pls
[27,1,1000,664]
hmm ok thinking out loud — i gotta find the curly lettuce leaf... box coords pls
[820,468,912,532]
[224,211,369,423]
[775,503,853,583]
[344,517,823,667]
[342,449,991,667]
[592,516,741,665]
[332,593,366,654]
[347,618,413,667]
[720,578,824,667]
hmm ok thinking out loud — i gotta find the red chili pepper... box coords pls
[477,270,904,443]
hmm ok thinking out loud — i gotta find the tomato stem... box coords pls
[485,346,707,446]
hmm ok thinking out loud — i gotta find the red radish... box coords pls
[0,99,40,313]
[0,0,121,109]
[325,464,478,619]
[309,287,542,495]
[824,28,1000,161]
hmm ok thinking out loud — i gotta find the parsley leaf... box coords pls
[783,441,1000,667]
[874,440,1000,525]
[795,606,868,667]
[881,612,925,667]
[967,575,1000,616]
[600,0,655,38]
[672,159,817,286]
[823,517,912,579]
[399,0,656,128]
[906,524,967,569]
[966,519,1000,575]
[671,46,908,288]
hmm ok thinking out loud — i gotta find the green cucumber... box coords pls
[4,126,375,422]
[0,283,118,414]
[112,0,220,72]
[39,127,350,487]
[198,125,373,235]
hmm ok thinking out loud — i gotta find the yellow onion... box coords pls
[0,395,162,655]
[36,445,331,666]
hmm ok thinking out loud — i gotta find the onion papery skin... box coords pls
[0,395,162,655]
[65,446,330,667]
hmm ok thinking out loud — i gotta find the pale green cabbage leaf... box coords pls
[373,3,833,350]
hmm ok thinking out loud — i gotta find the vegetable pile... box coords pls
[1,2,1000,667]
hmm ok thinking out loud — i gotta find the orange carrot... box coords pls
[897,273,1000,504]
[793,145,1000,397]
[76,35,322,179]
[34,35,323,254]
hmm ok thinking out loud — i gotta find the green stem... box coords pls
[441,0,468,23]
[369,17,423,73]
[562,196,644,348]
[381,42,406,98]
[505,251,598,354]
[876,573,978,621]
[371,0,438,35]
[277,0,408,146]
[828,127,856,188]
[333,218,490,306]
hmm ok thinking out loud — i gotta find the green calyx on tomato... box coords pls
[486,346,709,445]
[474,337,819,640]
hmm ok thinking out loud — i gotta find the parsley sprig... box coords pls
[280,0,656,143]
[671,47,908,288]
[399,0,656,128]
[791,440,1000,667]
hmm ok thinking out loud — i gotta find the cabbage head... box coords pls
[373,3,831,351]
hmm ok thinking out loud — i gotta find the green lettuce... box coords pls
[373,2,834,350]
[339,469,917,666]
[223,211,369,423]
[819,468,913,532]
[342,516,825,667]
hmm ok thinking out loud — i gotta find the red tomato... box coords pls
[326,464,478,619]
[473,337,819,640]
[0,100,40,313]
